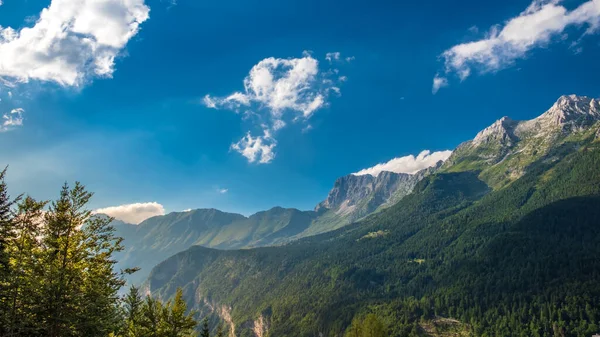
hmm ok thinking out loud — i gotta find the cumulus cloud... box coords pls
[230,129,277,164]
[438,0,600,86]
[0,0,150,87]
[1,108,24,132]
[205,55,326,117]
[432,75,448,94]
[94,202,165,224]
[353,150,453,176]
[205,52,346,164]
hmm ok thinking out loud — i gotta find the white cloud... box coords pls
[230,129,277,164]
[439,0,600,84]
[1,108,24,132]
[326,52,355,64]
[206,52,344,164]
[272,119,286,130]
[217,188,228,194]
[0,0,150,87]
[432,75,448,94]
[301,124,313,133]
[325,52,341,63]
[353,150,453,176]
[203,94,217,108]
[205,54,329,117]
[94,202,165,224]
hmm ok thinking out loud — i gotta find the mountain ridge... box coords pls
[142,93,600,337]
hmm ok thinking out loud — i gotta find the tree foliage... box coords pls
[0,171,206,337]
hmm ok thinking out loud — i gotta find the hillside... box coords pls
[145,95,600,336]
[114,161,440,285]
[113,207,320,285]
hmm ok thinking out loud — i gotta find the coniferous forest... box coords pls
[0,168,213,337]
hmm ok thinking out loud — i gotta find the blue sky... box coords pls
[1,0,600,222]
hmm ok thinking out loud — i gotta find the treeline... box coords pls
[0,169,220,337]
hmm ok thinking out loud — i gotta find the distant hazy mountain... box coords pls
[144,94,600,336]
[114,155,443,285]
[112,207,325,285]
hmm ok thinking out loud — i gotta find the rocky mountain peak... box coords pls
[538,94,600,128]
[472,116,518,146]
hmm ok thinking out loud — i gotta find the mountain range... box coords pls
[133,94,600,336]
[113,161,439,284]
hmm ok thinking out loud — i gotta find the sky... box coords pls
[1,0,600,223]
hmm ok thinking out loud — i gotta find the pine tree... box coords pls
[35,182,126,337]
[124,285,144,337]
[140,296,165,337]
[78,209,128,336]
[163,288,198,337]
[0,167,20,335]
[200,317,210,337]
[5,196,47,336]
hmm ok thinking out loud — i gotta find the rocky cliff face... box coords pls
[316,172,412,211]
[315,162,443,222]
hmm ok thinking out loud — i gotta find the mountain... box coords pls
[113,208,247,284]
[308,163,442,235]
[144,95,600,337]
[115,158,443,285]
[445,94,600,187]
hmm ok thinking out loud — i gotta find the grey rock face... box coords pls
[316,162,443,221]
[473,116,519,147]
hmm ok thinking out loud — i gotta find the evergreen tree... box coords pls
[123,286,144,337]
[77,209,128,336]
[163,288,197,337]
[0,167,19,335]
[140,296,165,337]
[34,182,126,337]
[5,196,47,336]
[345,316,362,337]
[200,317,210,337]
[345,314,386,337]
[363,314,386,337]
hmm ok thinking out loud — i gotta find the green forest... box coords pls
[0,168,221,337]
[145,138,600,337]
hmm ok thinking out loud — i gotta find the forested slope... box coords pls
[147,112,600,336]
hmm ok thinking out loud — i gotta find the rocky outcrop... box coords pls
[316,162,443,221]
[252,315,269,337]
[444,94,600,187]
[218,305,236,337]
[473,116,519,146]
